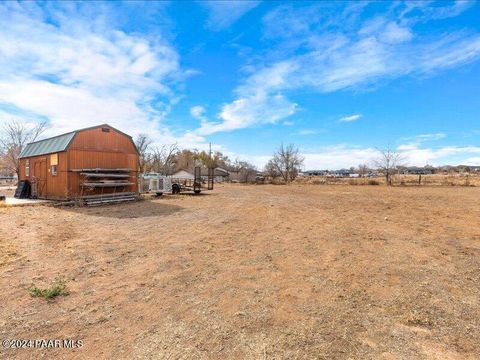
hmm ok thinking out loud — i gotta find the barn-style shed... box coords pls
[18,124,139,200]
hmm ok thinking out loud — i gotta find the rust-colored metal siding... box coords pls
[19,152,69,200]
[18,125,139,200]
[67,126,138,198]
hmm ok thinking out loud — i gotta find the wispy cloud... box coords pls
[201,1,260,31]
[197,92,297,135]
[396,145,480,166]
[463,157,480,166]
[197,1,480,135]
[339,114,362,123]
[190,105,206,119]
[246,143,480,170]
[0,2,207,148]
[292,129,319,136]
[400,132,447,146]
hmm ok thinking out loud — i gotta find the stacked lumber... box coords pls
[78,168,134,188]
[82,192,137,206]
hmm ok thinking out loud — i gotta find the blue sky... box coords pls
[1,1,480,169]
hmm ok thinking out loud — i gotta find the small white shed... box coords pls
[171,169,195,179]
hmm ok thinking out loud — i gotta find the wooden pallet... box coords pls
[83,192,137,206]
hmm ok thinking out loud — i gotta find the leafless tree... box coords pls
[134,134,152,173]
[358,164,369,177]
[373,147,403,185]
[267,144,304,183]
[233,160,257,183]
[150,143,179,175]
[264,159,281,181]
[0,119,47,177]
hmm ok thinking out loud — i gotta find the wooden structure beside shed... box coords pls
[18,124,139,200]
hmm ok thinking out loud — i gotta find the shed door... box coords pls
[32,158,47,198]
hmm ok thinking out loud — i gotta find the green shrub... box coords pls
[29,278,69,299]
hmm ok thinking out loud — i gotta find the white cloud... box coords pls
[0,2,194,148]
[241,143,480,171]
[293,130,318,136]
[201,1,260,31]
[397,133,448,158]
[380,22,413,44]
[463,157,480,166]
[198,2,480,135]
[302,146,379,170]
[339,114,362,123]
[400,0,474,21]
[397,145,480,166]
[190,105,206,118]
[400,132,446,145]
[197,92,297,135]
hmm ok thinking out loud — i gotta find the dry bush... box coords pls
[297,174,480,187]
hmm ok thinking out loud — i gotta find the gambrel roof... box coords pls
[19,131,76,158]
[19,124,137,158]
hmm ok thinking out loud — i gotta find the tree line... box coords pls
[134,133,259,183]
[0,120,261,183]
[1,119,403,185]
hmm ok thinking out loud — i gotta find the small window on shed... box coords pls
[102,127,110,133]
[51,165,58,176]
[25,160,30,177]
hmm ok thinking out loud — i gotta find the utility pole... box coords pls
[209,142,212,166]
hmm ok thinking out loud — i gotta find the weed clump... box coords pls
[29,278,69,299]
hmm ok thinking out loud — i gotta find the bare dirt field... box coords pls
[296,174,480,187]
[1,184,479,359]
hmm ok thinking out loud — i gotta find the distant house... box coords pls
[202,167,229,182]
[456,165,480,173]
[171,167,229,183]
[301,170,329,176]
[227,169,241,182]
[328,169,351,177]
[171,169,195,180]
[400,166,436,175]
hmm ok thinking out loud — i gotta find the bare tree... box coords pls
[373,147,403,185]
[358,164,369,177]
[135,134,152,173]
[233,160,257,183]
[0,119,47,177]
[264,159,281,181]
[150,143,178,175]
[267,144,304,183]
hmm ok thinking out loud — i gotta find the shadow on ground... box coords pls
[59,199,184,219]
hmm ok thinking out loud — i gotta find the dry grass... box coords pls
[0,184,479,359]
[296,173,480,187]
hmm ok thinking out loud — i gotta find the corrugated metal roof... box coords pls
[19,131,76,158]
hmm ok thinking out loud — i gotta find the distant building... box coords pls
[171,169,195,180]
[301,170,329,176]
[227,169,241,182]
[400,166,436,175]
[171,167,229,182]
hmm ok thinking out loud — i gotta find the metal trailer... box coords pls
[139,167,214,196]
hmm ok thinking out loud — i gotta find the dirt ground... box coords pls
[1,184,479,359]
[296,173,480,187]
